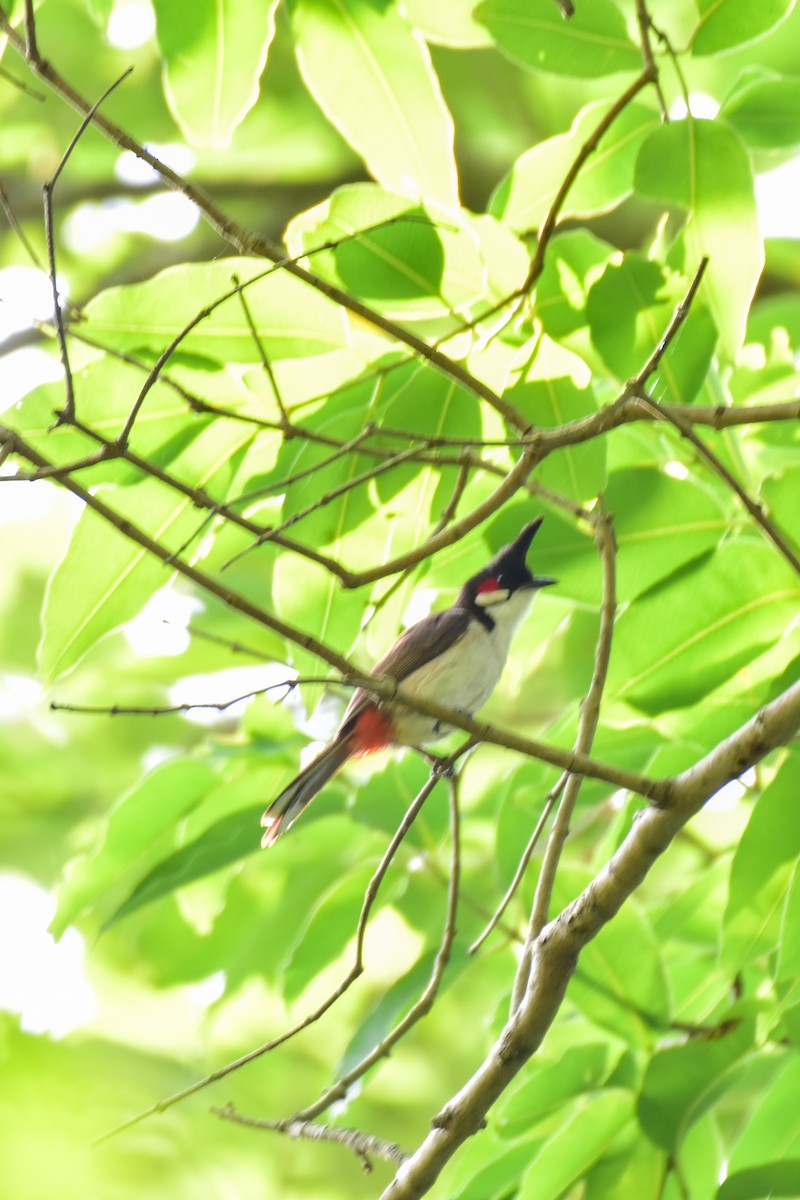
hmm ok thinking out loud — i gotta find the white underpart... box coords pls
[391,588,535,746]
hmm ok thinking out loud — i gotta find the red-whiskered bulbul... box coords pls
[261,518,555,846]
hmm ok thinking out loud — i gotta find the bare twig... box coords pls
[457,65,659,341]
[232,270,290,429]
[212,1104,409,1171]
[95,770,442,1144]
[222,443,425,570]
[636,0,668,120]
[468,771,568,955]
[630,259,708,390]
[523,66,656,293]
[49,677,344,717]
[636,393,800,577]
[0,61,44,98]
[512,506,617,1011]
[43,68,133,425]
[292,769,462,1123]
[0,180,45,269]
[23,0,37,59]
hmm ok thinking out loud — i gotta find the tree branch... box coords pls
[378,680,800,1199]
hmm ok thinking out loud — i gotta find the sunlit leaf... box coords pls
[492,102,659,232]
[476,0,641,77]
[517,1090,636,1200]
[638,1017,755,1150]
[723,760,800,972]
[288,0,458,206]
[691,0,795,55]
[153,0,279,148]
[38,420,255,680]
[635,119,763,357]
[52,758,217,937]
[607,542,799,714]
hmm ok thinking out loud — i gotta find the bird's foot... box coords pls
[422,751,455,778]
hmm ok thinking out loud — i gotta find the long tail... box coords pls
[261,735,354,847]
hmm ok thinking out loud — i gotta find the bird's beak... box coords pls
[530,575,557,589]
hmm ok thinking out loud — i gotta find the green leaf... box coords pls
[607,542,800,715]
[153,0,279,148]
[282,863,378,1000]
[110,804,269,925]
[285,184,491,332]
[517,1090,636,1200]
[721,1056,800,1198]
[559,882,671,1042]
[497,1044,618,1137]
[38,420,254,680]
[777,861,800,983]
[404,0,493,47]
[635,119,763,357]
[723,760,800,973]
[505,374,607,503]
[719,1161,800,1200]
[722,74,800,149]
[638,1018,755,1151]
[84,258,349,363]
[288,0,458,206]
[52,758,217,936]
[691,0,795,56]
[605,467,730,602]
[492,102,660,232]
[535,230,617,341]
[587,255,717,397]
[475,0,641,77]
[584,1136,665,1200]
[447,1134,547,1200]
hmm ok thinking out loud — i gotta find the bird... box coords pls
[261,517,555,846]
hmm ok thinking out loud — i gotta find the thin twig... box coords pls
[94,770,442,1144]
[49,677,349,717]
[0,61,44,98]
[630,259,708,390]
[43,68,133,425]
[23,0,37,59]
[292,768,462,1123]
[222,443,425,571]
[456,65,659,341]
[232,270,290,428]
[636,0,668,120]
[512,506,617,1013]
[636,393,800,577]
[468,771,568,955]
[212,1104,409,1171]
[0,180,46,269]
[523,66,656,292]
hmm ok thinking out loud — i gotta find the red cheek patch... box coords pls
[352,706,394,755]
[477,576,500,595]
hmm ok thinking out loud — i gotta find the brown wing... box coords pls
[340,607,471,729]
